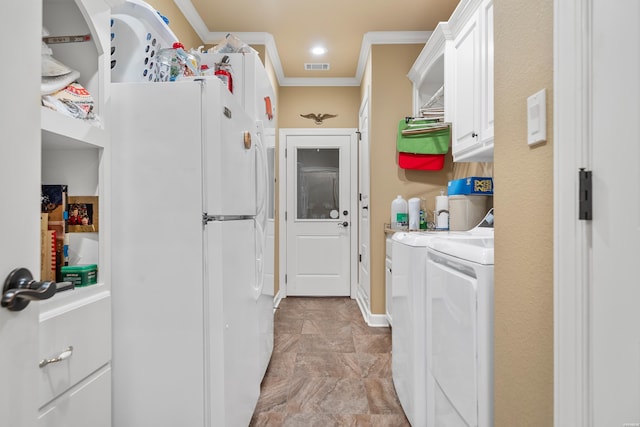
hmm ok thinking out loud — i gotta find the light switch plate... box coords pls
[527,88,546,146]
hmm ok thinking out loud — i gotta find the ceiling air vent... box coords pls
[304,63,330,71]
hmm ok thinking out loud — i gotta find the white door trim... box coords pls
[278,128,359,298]
[554,0,591,425]
[356,88,374,321]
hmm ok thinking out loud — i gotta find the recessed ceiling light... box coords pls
[311,46,326,55]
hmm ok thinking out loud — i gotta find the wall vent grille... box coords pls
[304,63,330,71]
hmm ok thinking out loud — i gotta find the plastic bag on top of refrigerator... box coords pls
[207,33,257,54]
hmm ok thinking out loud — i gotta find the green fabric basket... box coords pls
[396,118,450,154]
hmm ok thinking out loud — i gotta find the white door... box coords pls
[358,92,372,307]
[590,0,640,423]
[283,130,354,296]
[0,0,41,425]
[556,0,640,425]
[0,127,40,427]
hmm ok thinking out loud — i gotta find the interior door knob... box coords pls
[2,268,57,311]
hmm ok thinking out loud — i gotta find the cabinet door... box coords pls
[0,0,41,425]
[452,13,480,157]
[479,0,494,145]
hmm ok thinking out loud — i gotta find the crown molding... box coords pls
[407,22,450,83]
[447,0,483,35]
[173,0,210,39]
[173,0,430,87]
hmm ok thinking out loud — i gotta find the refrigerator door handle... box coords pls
[203,213,254,223]
[255,132,268,228]
[253,219,266,299]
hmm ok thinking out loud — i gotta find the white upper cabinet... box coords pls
[479,0,494,150]
[450,0,494,161]
[409,0,494,162]
[451,12,480,156]
[408,22,451,118]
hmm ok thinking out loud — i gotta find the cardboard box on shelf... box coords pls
[448,177,493,196]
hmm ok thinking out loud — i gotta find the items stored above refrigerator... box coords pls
[214,55,233,92]
[207,33,257,54]
[155,42,200,82]
[110,0,179,82]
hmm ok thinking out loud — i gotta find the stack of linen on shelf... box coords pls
[41,28,97,122]
[396,86,449,171]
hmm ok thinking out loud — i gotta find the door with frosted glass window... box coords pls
[285,134,351,296]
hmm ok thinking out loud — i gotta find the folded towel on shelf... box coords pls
[42,82,97,122]
[397,118,450,154]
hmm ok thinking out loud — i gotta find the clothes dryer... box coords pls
[391,229,481,426]
[426,233,494,427]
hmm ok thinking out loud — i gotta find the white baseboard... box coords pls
[367,313,390,328]
[273,290,283,312]
[355,287,390,328]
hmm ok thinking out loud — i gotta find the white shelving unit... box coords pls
[408,22,451,120]
[37,0,117,424]
[408,0,494,162]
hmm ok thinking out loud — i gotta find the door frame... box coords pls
[278,128,359,298]
[554,0,592,424]
[356,88,372,316]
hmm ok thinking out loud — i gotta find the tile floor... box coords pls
[249,297,410,426]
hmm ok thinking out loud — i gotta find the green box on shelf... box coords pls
[61,264,97,287]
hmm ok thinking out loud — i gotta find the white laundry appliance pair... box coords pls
[391,211,494,427]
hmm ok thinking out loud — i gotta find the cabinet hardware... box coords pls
[39,346,74,368]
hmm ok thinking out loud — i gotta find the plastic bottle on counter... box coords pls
[391,195,408,230]
[419,208,427,230]
[435,190,449,230]
[408,197,421,230]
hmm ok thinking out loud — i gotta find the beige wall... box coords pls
[276,85,359,296]
[493,1,554,425]
[278,87,360,128]
[368,44,454,314]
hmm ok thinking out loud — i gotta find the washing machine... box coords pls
[391,231,436,427]
[391,229,484,426]
[425,227,494,426]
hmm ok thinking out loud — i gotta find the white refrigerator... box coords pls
[111,77,270,427]
[201,51,278,379]
[199,51,277,129]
